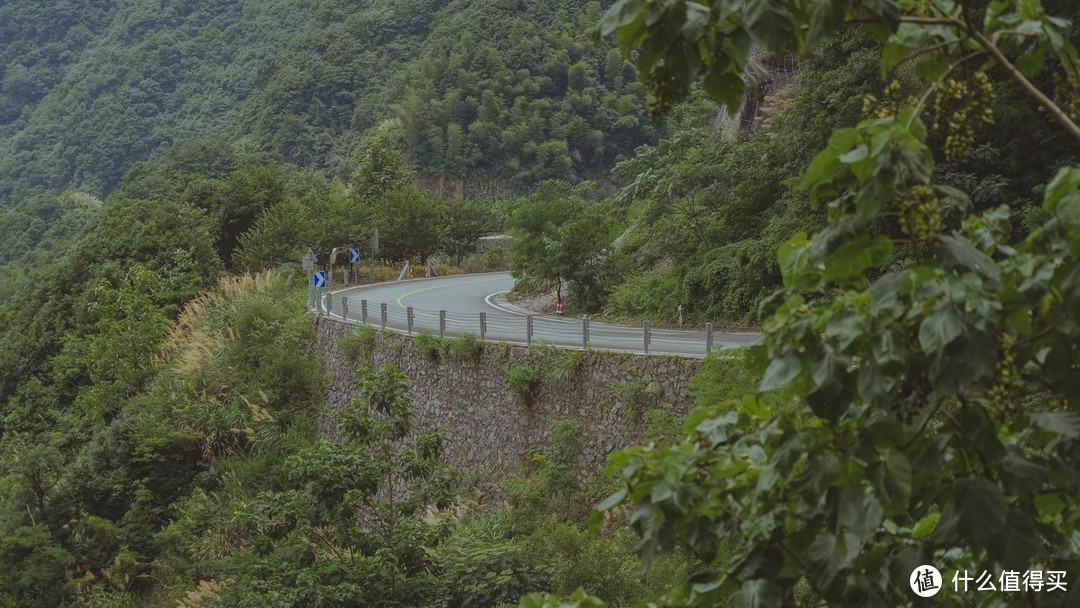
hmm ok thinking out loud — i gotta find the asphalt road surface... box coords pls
[317,272,761,357]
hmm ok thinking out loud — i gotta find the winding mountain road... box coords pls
[318,272,761,357]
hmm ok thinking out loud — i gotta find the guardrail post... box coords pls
[407,307,414,334]
[439,310,446,338]
[327,292,333,314]
[582,317,590,350]
[361,299,368,323]
[343,298,349,319]
[380,303,387,329]
[526,315,533,346]
[706,322,714,354]
[479,312,487,342]
[643,320,650,355]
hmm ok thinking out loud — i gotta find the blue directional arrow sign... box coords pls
[313,271,327,288]
[348,248,362,263]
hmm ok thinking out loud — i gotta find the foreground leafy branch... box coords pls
[552,1,1080,607]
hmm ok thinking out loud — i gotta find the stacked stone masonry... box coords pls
[314,317,703,476]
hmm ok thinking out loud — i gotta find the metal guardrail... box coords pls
[316,293,721,356]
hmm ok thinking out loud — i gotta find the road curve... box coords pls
[318,272,761,357]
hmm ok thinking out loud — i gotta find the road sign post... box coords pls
[303,248,317,309]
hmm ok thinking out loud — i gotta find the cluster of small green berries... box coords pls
[1053,68,1080,121]
[988,333,1019,420]
[861,80,916,119]
[645,63,689,121]
[896,185,941,243]
[934,72,995,161]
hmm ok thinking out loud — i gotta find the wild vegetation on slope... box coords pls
[0,0,657,209]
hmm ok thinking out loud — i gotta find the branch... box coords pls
[966,27,1080,142]
[891,40,964,73]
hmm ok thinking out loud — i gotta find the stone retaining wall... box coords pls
[314,317,704,476]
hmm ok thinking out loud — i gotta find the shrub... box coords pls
[604,270,685,322]
[506,364,541,407]
[533,345,583,389]
[414,332,447,361]
[338,325,377,363]
[450,333,483,361]
[611,377,661,421]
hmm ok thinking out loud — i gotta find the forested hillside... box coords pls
[0,0,312,206]
[0,0,654,208]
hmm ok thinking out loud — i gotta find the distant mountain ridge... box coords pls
[0,0,654,209]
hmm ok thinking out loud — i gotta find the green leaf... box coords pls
[743,0,796,54]
[1031,412,1080,438]
[911,512,940,539]
[730,579,783,608]
[990,508,1040,568]
[806,532,861,588]
[696,410,740,445]
[1014,49,1045,77]
[1043,166,1080,212]
[597,0,642,36]
[682,1,709,40]
[1035,493,1065,520]
[595,487,628,512]
[839,146,869,164]
[918,307,964,354]
[937,478,1007,551]
[881,23,928,74]
[838,488,884,540]
[875,449,912,511]
[704,70,747,116]
[824,235,893,282]
[1056,192,1080,232]
[1002,447,1045,502]
[806,0,848,46]
[940,233,1000,288]
[760,352,801,391]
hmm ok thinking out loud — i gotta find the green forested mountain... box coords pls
[0,0,313,206]
[4,0,1080,606]
[0,0,653,208]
